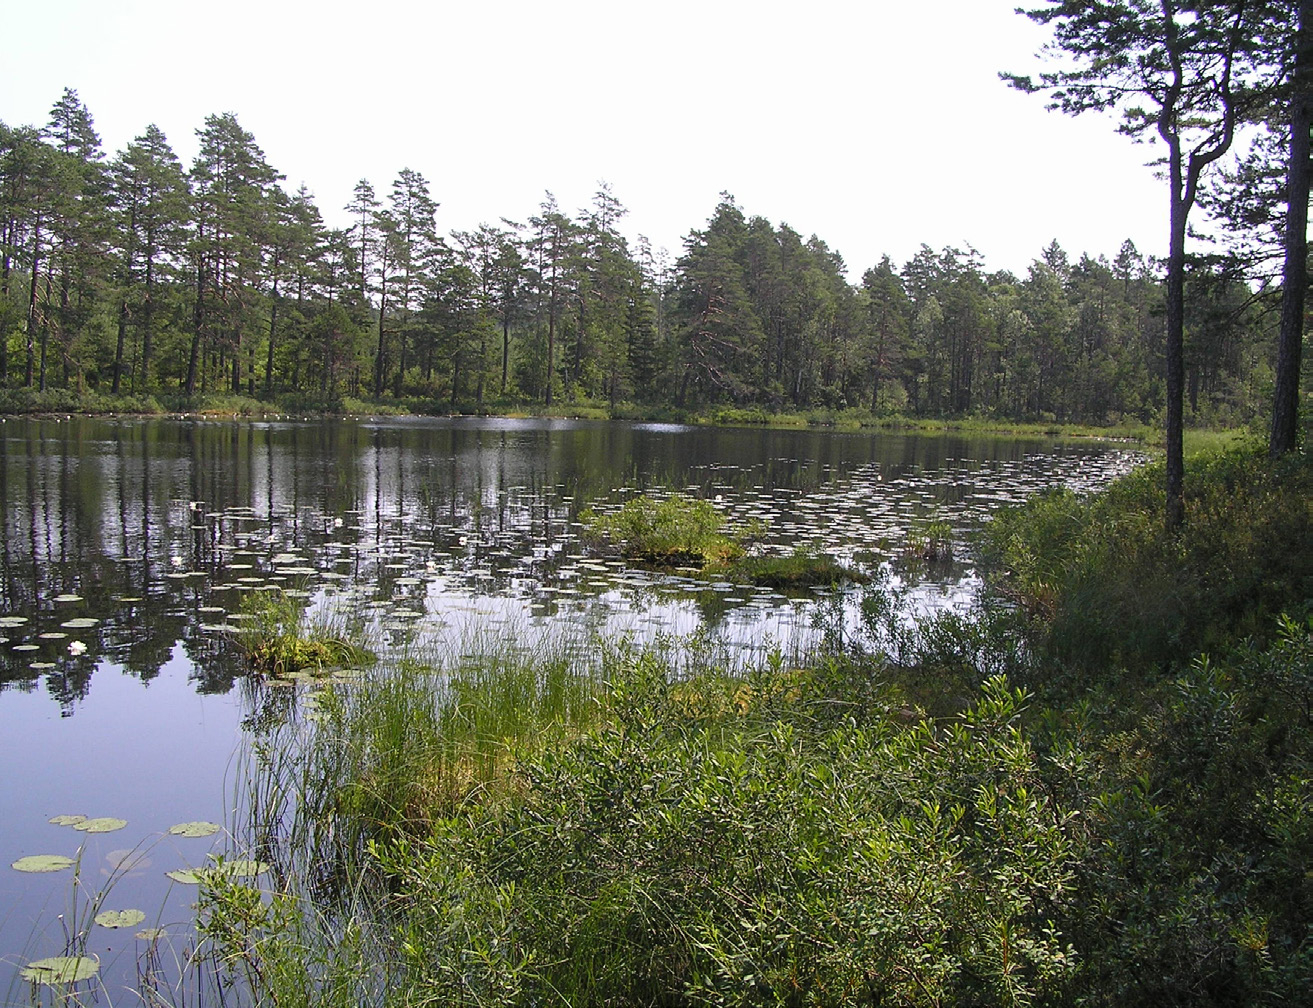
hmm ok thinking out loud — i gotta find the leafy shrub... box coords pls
[582,493,752,566]
[370,671,1079,1007]
[979,446,1312,670]
[235,590,373,679]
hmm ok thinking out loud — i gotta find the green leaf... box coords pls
[72,817,127,833]
[20,956,99,984]
[48,814,87,826]
[12,854,75,873]
[135,928,166,941]
[94,909,146,929]
[165,868,204,884]
[168,821,220,838]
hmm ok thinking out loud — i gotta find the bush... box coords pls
[582,493,754,566]
[979,446,1312,670]
[368,670,1079,1007]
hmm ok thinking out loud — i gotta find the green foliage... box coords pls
[235,590,373,679]
[980,446,1312,670]
[902,516,954,562]
[1050,615,1313,1005]
[351,668,1080,1007]
[721,550,865,589]
[0,387,163,414]
[583,492,755,566]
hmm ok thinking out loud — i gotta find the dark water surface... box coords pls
[0,415,1143,994]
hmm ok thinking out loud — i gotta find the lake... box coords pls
[0,415,1144,995]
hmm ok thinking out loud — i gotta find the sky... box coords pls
[2,0,1173,278]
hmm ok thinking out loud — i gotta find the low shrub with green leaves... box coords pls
[583,492,759,566]
[979,445,1312,670]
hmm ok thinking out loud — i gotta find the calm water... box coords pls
[0,416,1144,994]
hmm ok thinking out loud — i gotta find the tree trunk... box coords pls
[1271,0,1312,456]
[184,260,204,397]
[502,316,510,394]
[264,276,280,400]
[140,256,155,391]
[112,297,128,394]
[1165,157,1187,533]
[24,222,41,388]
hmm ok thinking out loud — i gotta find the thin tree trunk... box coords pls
[24,223,41,388]
[1271,0,1312,456]
[112,297,128,394]
[1165,168,1187,532]
[264,275,280,400]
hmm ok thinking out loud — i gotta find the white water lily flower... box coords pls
[68,640,87,656]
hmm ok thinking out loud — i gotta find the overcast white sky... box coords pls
[2,0,1170,277]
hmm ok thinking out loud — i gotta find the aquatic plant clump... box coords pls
[582,492,761,566]
[235,590,374,678]
[722,550,866,589]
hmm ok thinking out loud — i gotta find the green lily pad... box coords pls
[60,618,99,629]
[94,908,146,929]
[165,868,204,884]
[49,814,87,826]
[52,594,83,603]
[12,854,75,873]
[135,928,166,941]
[72,817,127,834]
[217,859,271,878]
[168,821,220,838]
[20,956,99,984]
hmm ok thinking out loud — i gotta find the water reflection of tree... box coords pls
[0,416,1131,716]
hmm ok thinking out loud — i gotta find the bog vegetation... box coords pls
[126,442,1305,1008]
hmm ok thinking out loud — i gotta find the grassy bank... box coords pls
[154,445,1310,1008]
[0,385,1259,448]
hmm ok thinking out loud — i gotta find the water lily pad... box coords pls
[52,594,83,603]
[12,854,75,873]
[29,662,56,670]
[168,821,220,838]
[94,908,145,929]
[38,632,68,639]
[20,956,99,984]
[49,814,87,826]
[0,615,29,627]
[60,618,99,629]
[165,868,203,884]
[135,928,166,941]
[72,817,127,834]
[215,859,271,878]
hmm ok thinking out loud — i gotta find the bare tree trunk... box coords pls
[1272,0,1312,456]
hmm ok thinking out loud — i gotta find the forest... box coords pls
[0,88,1280,426]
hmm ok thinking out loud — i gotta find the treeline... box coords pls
[0,89,1274,422]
